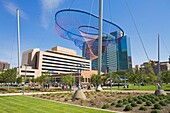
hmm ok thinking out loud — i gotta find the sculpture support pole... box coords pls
[98,0,103,75]
[158,34,160,75]
[16,9,21,77]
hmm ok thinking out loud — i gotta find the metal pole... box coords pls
[110,72,112,93]
[16,9,21,77]
[78,64,81,89]
[98,0,103,75]
[158,34,160,75]
[23,64,27,95]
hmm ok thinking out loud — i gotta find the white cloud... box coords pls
[2,1,28,20]
[41,0,64,29]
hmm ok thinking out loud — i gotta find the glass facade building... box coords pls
[117,35,132,71]
[82,31,132,73]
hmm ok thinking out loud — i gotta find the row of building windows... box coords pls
[43,54,89,64]
[42,68,80,73]
[42,58,90,67]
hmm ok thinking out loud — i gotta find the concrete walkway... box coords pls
[0,90,169,96]
[0,91,71,96]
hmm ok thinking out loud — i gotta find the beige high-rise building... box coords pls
[0,61,10,72]
[20,46,91,81]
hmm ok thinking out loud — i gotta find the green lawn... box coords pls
[0,96,113,113]
[103,84,170,91]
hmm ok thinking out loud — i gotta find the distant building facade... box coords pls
[141,61,170,75]
[82,34,117,73]
[0,61,10,71]
[20,46,91,80]
[82,31,132,73]
[117,35,132,71]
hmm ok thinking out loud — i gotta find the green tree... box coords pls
[144,63,155,75]
[126,70,138,84]
[91,74,102,88]
[16,77,22,84]
[127,69,144,89]
[0,68,17,90]
[31,78,36,83]
[160,71,170,84]
[143,73,157,85]
[36,72,51,88]
[116,70,126,76]
[61,74,75,91]
[25,77,30,83]
[111,72,120,83]
[101,74,109,85]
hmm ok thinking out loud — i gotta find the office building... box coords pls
[82,34,117,73]
[141,61,170,75]
[83,31,132,73]
[0,61,10,71]
[116,35,132,71]
[20,46,91,80]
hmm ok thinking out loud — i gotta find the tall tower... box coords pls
[110,31,132,71]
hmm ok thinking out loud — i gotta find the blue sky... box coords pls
[0,0,170,67]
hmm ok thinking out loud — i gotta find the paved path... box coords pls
[0,89,169,96]
[0,91,71,96]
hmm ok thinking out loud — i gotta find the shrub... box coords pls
[139,106,147,111]
[111,102,116,106]
[165,99,170,104]
[154,97,159,101]
[115,103,123,107]
[105,98,111,103]
[150,98,156,104]
[72,98,76,101]
[123,98,128,102]
[128,98,133,103]
[80,99,84,104]
[159,96,163,100]
[154,103,162,109]
[159,100,166,106]
[141,98,147,102]
[137,100,143,104]
[124,105,133,111]
[151,109,160,113]
[102,104,110,109]
[118,100,123,103]
[64,98,68,101]
[137,96,143,99]
[123,100,129,105]
[145,100,152,106]
[133,97,139,101]
[91,100,96,106]
[131,102,137,107]
[143,95,149,99]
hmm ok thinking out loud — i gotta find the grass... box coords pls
[103,84,170,91]
[0,96,113,113]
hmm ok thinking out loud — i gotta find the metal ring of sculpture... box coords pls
[55,9,124,60]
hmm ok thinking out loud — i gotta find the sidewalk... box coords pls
[0,90,169,96]
[0,91,71,96]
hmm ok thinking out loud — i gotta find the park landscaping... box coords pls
[0,84,169,94]
[31,91,170,113]
[0,96,113,113]
[103,84,170,91]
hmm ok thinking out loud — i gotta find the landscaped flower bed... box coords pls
[31,92,170,113]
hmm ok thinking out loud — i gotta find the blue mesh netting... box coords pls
[55,9,124,60]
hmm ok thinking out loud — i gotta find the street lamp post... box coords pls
[73,63,87,100]
[77,64,85,89]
